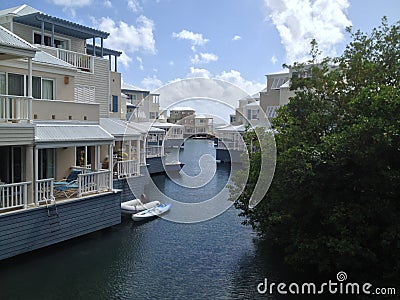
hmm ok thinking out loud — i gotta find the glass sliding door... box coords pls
[42,79,54,100]
[8,74,24,96]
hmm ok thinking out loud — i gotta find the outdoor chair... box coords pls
[53,169,81,187]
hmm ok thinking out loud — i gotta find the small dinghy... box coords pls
[131,203,171,221]
[121,194,160,214]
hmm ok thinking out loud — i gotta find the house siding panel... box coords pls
[0,191,121,261]
[0,126,34,146]
[75,58,110,117]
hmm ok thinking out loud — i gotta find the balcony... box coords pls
[57,48,94,72]
[0,95,32,123]
[116,160,140,178]
[0,181,31,211]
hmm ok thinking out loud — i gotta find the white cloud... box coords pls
[104,0,112,7]
[93,16,156,68]
[141,75,163,91]
[128,0,142,12]
[187,67,212,78]
[136,56,143,70]
[271,55,278,64]
[50,0,92,16]
[169,60,174,66]
[172,30,210,46]
[264,0,351,63]
[215,70,265,95]
[50,0,92,7]
[232,35,242,41]
[190,52,218,64]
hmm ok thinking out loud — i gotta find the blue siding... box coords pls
[146,157,165,174]
[0,191,121,261]
[114,168,152,202]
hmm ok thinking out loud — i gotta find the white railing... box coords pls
[71,165,92,173]
[0,181,31,211]
[147,146,162,158]
[217,140,246,151]
[117,160,140,178]
[57,49,93,72]
[0,95,32,122]
[77,170,111,197]
[166,133,183,139]
[140,152,145,165]
[36,178,54,204]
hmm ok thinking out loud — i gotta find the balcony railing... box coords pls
[217,140,246,151]
[57,49,93,72]
[0,181,31,211]
[36,178,54,204]
[166,133,183,139]
[147,146,163,158]
[77,170,111,197]
[0,95,32,122]
[117,160,139,178]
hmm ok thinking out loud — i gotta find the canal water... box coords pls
[0,139,286,300]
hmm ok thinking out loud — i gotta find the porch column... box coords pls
[28,57,32,122]
[84,146,88,168]
[108,54,111,71]
[51,23,55,47]
[92,37,96,56]
[128,140,132,161]
[114,55,118,72]
[108,143,114,190]
[96,145,101,170]
[100,38,104,56]
[136,139,141,165]
[41,21,45,45]
[25,145,34,206]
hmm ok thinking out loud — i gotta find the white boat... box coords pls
[131,203,171,221]
[121,199,161,214]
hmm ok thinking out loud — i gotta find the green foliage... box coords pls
[233,18,400,285]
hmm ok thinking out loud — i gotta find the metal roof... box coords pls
[215,124,246,132]
[0,4,40,17]
[99,118,141,140]
[0,24,37,53]
[127,121,165,134]
[170,106,195,112]
[13,12,109,40]
[121,82,149,93]
[152,121,184,129]
[86,44,122,57]
[35,122,114,148]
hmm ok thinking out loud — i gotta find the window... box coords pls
[42,79,54,100]
[0,73,5,94]
[150,112,155,119]
[74,85,95,103]
[271,77,289,89]
[112,95,118,112]
[33,33,68,49]
[266,106,280,118]
[38,149,55,180]
[32,77,54,100]
[8,74,24,96]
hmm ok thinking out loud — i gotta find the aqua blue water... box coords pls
[0,140,285,300]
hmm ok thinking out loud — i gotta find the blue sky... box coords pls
[1,0,399,96]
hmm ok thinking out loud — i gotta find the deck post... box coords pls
[51,23,55,47]
[26,145,34,206]
[109,143,113,190]
[41,21,44,45]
